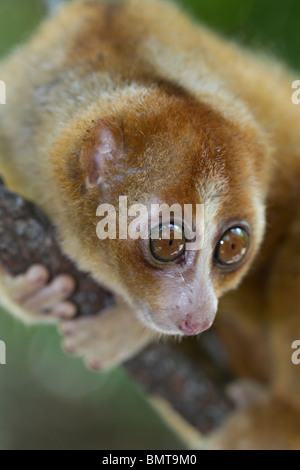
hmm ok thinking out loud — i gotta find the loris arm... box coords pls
[268,217,300,412]
[205,218,300,450]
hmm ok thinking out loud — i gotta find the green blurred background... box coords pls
[0,0,299,450]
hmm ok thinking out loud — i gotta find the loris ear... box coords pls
[79,119,124,189]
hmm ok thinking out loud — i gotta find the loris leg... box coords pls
[0,264,77,323]
[61,300,155,371]
[205,218,300,450]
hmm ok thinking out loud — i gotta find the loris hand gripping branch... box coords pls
[0,0,299,449]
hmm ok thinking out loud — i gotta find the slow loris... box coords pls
[0,0,299,449]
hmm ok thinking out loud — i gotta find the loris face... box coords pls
[56,85,269,337]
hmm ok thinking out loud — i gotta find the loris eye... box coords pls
[150,224,185,263]
[215,227,249,267]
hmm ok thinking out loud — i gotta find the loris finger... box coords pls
[3,265,50,302]
[23,274,76,317]
[52,301,77,319]
[61,316,99,339]
[61,316,99,354]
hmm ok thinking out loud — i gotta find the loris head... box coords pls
[54,84,270,337]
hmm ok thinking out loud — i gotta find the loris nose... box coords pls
[180,314,213,336]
